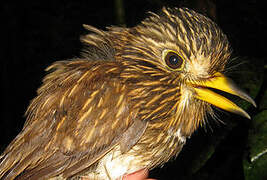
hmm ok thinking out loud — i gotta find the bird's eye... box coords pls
[163,50,184,70]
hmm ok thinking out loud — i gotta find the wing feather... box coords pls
[0,60,145,179]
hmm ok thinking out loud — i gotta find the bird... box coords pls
[0,7,256,180]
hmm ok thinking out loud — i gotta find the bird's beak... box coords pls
[189,72,256,119]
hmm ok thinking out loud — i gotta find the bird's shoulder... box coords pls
[0,59,148,179]
[26,59,132,152]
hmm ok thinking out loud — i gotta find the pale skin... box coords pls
[122,169,155,180]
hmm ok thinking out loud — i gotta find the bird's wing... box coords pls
[0,60,147,179]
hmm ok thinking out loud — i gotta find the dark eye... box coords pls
[164,51,184,70]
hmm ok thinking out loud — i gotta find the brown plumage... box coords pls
[0,7,255,180]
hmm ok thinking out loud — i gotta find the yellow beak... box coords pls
[189,72,256,119]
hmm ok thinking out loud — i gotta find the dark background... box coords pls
[1,0,266,179]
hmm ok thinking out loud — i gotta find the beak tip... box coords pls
[252,101,257,108]
[235,109,251,119]
[246,95,257,108]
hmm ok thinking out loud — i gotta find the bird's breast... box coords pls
[88,145,147,180]
[88,127,186,180]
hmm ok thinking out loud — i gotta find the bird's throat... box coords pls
[175,85,208,136]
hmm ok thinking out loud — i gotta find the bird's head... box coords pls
[113,7,256,135]
[82,7,256,136]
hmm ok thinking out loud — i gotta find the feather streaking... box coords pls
[0,7,237,180]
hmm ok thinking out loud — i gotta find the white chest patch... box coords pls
[93,146,147,180]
